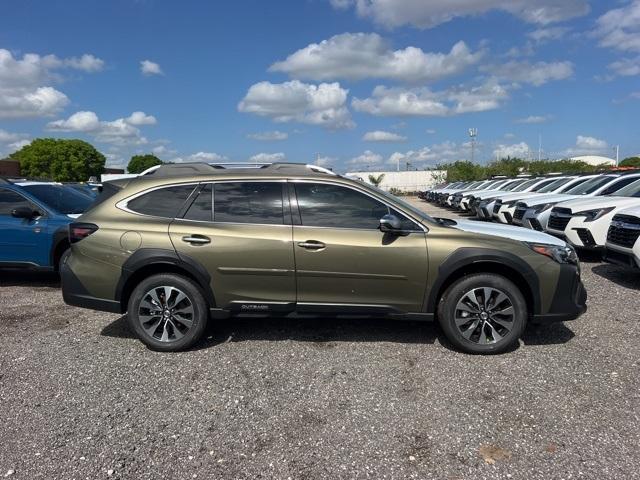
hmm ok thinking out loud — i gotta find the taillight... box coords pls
[69,222,99,244]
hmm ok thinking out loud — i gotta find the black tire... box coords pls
[437,274,527,354]
[127,273,208,352]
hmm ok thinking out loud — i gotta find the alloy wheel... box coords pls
[138,286,195,343]
[454,287,515,345]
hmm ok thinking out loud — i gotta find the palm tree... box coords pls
[368,173,385,187]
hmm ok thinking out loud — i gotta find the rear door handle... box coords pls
[182,235,211,245]
[297,240,326,250]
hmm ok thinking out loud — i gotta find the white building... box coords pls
[570,155,616,166]
[345,170,446,193]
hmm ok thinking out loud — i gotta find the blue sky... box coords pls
[0,0,639,172]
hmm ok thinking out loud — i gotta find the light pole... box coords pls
[468,128,478,163]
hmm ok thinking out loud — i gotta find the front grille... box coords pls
[548,207,572,231]
[530,218,543,231]
[607,214,640,248]
[513,207,526,221]
[493,201,502,214]
[575,228,597,247]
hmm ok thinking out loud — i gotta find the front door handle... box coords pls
[182,235,211,245]
[297,240,326,250]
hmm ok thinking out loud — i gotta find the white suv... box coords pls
[546,177,640,249]
[604,205,640,269]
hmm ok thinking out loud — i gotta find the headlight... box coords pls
[574,207,615,222]
[533,203,556,214]
[526,242,578,265]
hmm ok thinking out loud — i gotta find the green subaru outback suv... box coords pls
[61,163,586,354]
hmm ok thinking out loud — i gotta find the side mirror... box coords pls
[11,206,36,219]
[379,214,403,233]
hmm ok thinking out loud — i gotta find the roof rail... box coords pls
[141,161,337,178]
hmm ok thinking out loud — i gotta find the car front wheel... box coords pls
[127,273,208,352]
[438,274,527,354]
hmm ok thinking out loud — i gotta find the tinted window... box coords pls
[184,184,212,221]
[214,182,283,224]
[601,176,640,195]
[536,177,572,193]
[20,184,92,215]
[565,176,613,195]
[0,189,31,215]
[611,178,640,197]
[127,184,196,218]
[296,183,393,230]
[558,177,589,193]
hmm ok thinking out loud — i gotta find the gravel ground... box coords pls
[1,198,639,480]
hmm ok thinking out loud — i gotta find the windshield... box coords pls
[512,179,538,192]
[559,177,589,193]
[565,176,614,195]
[21,184,93,214]
[608,178,640,197]
[530,178,558,192]
[536,177,572,193]
[500,180,525,191]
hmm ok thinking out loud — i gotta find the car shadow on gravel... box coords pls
[101,314,575,352]
[591,263,640,290]
[0,270,60,287]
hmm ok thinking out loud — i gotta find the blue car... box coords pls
[0,180,94,271]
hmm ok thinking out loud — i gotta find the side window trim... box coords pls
[117,183,199,218]
[289,180,425,232]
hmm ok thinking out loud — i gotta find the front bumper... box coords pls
[61,251,123,314]
[531,264,587,324]
[604,243,640,269]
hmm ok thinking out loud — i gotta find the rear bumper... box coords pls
[60,252,123,314]
[531,264,587,324]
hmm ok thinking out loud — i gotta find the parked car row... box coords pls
[0,178,97,271]
[422,170,640,270]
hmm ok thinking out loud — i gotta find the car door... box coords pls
[168,181,296,312]
[0,188,49,267]
[290,181,428,313]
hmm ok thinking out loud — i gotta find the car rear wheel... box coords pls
[438,274,527,354]
[127,274,208,352]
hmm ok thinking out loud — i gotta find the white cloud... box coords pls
[168,151,228,163]
[576,135,607,150]
[608,57,640,77]
[348,150,384,168]
[270,33,483,83]
[564,135,609,156]
[363,130,407,142]
[0,129,30,156]
[527,26,570,43]
[504,133,516,139]
[481,60,574,86]
[249,152,287,162]
[330,0,589,29]
[0,49,103,119]
[238,80,354,129]
[315,155,337,168]
[125,111,157,125]
[594,0,640,53]
[151,145,177,157]
[516,114,552,124]
[46,110,156,146]
[247,130,288,141]
[352,80,509,117]
[388,142,471,167]
[493,142,530,159]
[426,129,436,134]
[140,60,163,76]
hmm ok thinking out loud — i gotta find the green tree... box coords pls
[485,157,527,177]
[368,173,385,186]
[10,138,105,182]
[127,154,163,174]
[438,161,487,182]
[620,157,640,168]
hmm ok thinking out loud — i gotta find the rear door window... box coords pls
[184,184,213,222]
[213,182,284,225]
[127,184,196,218]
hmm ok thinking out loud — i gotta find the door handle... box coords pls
[297,240,326,250]
[182,235,211,245]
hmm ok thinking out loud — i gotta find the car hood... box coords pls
[518,193,580,207]
[615,204,640,217]
[492,191,543,203]
[554,196,640,212]
[451,219,566,246]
